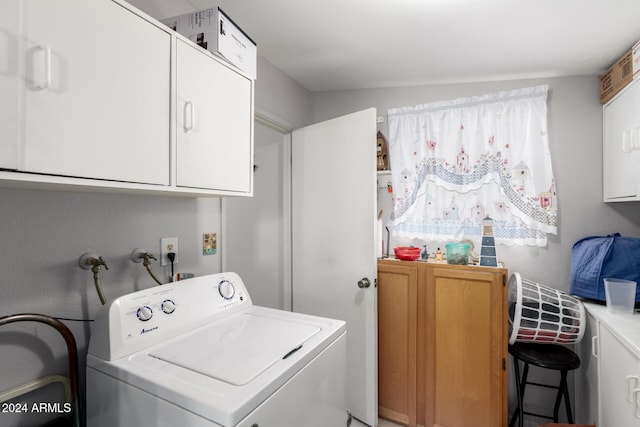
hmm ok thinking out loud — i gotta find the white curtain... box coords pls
[387,85,556,247]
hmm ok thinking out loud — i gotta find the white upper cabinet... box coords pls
[176,40,253,193]
[20,0,171,185]
[603,78,640,202]
[0,1,20,170]
[0,0,254,196]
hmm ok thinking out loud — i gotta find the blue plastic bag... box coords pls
[569,233,640,302]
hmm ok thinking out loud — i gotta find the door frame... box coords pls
[221,107,293,310]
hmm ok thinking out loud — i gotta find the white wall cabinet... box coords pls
[175,40,253,193]
[17,0,170,185]
[0,0,254,197]
[603,78,640,202]
[575,303,640,425]
[0,1,20,170]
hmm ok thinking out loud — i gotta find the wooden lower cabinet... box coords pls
[378,259,508,427]
[378,263,418,425]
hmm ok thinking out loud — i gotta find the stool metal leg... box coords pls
[509,356,528,427]
[552,372,563,422]
[561,370,573,423]
[551,370,574,423]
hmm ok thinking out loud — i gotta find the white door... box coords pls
[292,108,378,426]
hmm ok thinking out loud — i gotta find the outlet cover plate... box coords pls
[160,237,178,266]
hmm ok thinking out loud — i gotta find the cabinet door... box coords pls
[0,0,19,169]
[598,323,640,425]
[176,39,253,193]
[603,79,640,201]
[377,262,418,426]
[21,0,170,185]
[574,312,599,424]
[425,267,507,427]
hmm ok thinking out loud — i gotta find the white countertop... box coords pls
[584,301,640,357]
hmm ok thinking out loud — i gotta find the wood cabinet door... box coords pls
[425,266,507,427]
[378,262,418,426]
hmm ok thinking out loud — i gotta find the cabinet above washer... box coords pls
[603,78,640,202]
[0,0,254,197]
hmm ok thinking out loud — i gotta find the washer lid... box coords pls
[149,312,321,386]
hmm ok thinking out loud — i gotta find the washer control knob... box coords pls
[161,299,176,314]
[136,305,153,321]
[218,279,236,300]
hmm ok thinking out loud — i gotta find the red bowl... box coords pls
[394,246,421,261]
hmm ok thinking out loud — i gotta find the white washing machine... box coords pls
[86,272,347,427]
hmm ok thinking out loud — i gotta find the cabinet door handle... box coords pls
[623,130,631,153]
[622,128,640,153]
[633,388,640,419]
[35,44,51,90]
[628,376,640,403]
[591,336,598,358]
[183,101,194,132]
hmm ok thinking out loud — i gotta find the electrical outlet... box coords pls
[160,237,178,266]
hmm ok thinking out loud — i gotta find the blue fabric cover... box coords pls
[570,233,640,302]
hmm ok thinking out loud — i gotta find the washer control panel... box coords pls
[218,279,236,300]
[89,272,252,360]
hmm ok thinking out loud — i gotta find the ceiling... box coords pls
[131,0,640,92]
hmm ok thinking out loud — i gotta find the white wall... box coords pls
[311,76,640,290]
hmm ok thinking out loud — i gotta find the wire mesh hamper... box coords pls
[508,272,585,345]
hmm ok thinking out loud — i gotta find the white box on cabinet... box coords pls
[160,7,256,80]
[633,39,640,79]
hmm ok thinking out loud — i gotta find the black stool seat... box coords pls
[509,342,581,427]
[509,342,580,371]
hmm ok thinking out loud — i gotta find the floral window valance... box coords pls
[387,85,556,247]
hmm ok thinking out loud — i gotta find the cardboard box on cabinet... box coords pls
[599,48,633,104]
[633,39,640,79]
[160,7,257,80]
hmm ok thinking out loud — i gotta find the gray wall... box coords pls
[0,190,223,426]
[311,75,640,290]
[0,55,312,427]
[311,75,640,423]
